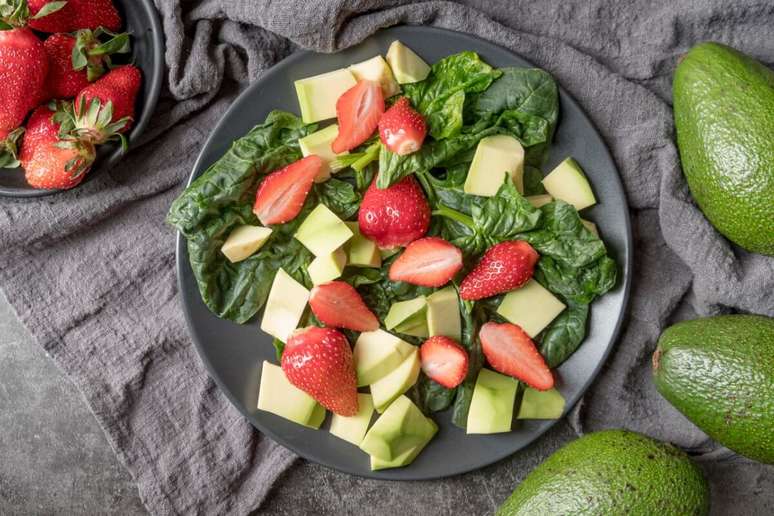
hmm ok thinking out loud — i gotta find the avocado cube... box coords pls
[349,55,400,97]
[517,387,565,420]
[496,279,566,338]
[580,218,599,237]
[344,222,381,268]
[308,247,347,285]
[257,361,324,428]
[360,395,436,461]
[385,40,431,84]
[426,287,461,341]
[542,157,596,210]
[371,348,421,413]
[294,204,353,257]
[298,124,349,182]
[220,224,272,263]
[330,393,374,446]
[369,417,438,470]
[525,194,553,208]
[464,135,525,197]
[466,368,519,434]
[294,68,357,123]
[353,329,415,386]
[260,268,310,342]
[385,297,427,331]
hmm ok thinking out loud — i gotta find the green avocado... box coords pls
[673,42,774,255]
[653,314,774,464]
[497,430,709,516]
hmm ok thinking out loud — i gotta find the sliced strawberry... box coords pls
[479,322,554,391]
[420,336,468,389]
[358,175,430,249]
[282,326,359,416]
[253,155,322,225]
[459,240,539,300]
[378,97,427,155]
[331,80,384,154]
[389,237,463,287]
[309,281,379,332]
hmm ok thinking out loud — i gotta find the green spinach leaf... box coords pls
[451,300,485,429]
[314,178,360,220]
[538,302,589,367]
[534,255,617,305]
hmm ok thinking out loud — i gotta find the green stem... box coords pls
[351,142,381,172]
[413,170,436,205]
[432,204,475,230]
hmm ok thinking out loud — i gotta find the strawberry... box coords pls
[281,326,359,416]
[331,80,384,154]
[253,155,322,225]
[479,322,554,391]
[309,281,379,332]
[74,64,140,135]
[358,175,430,249]
[378,97,427,155]
[28,0,122,33]
[389,237,463,287]
[459,240,539,300]
[420,336,468,389]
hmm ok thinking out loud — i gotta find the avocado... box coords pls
[371,348,421,412]
[294,68,357,123]
[344,222,381,268]
[426,286,462,341]
[385,41,431,84]
[330,393,374,446]
[496,279,566,338]
[541,157,596,210]
[384,296,428,337]
[221,224,272,263]
[516,387,565,420]
[349,55,400,97]
[673,42,774,255]
[298,124,348,182]
[257,361,324,428]
[294,204,353,256]
[497,430,710,515]
[307,247,347,285]
[653,314,774,464]
[466,368,519,434]
[260,268,310,342]
[369,417,438,471]
[464,135,525,197]
[353,329,414,386]
[360,395,436,461]
[525,194,553,208]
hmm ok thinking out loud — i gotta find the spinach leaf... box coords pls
[357,258,435,321]
[403,51,501,140]
[314,178,360,220]
[538,302,589,367]
[535,255,617,305]
[523,165,546,196]
[272,338,285,362]
[418,376,456,413]
[452,300,485,429]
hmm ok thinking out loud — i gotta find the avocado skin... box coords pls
[654,314,774,464]
[497,430,709,516]
[673,42,774,255]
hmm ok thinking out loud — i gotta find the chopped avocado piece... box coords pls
[464,135,525,197]
[371,348,421,413]
[260,268,310,342]
[426,287,461,341]
[344,222,381,268]
[384,297,427,331]
[380,247,401,259]
[466,368,519,434]
[307,403,327,429]
[385,40,431,84]
[294,68,357,123]
[308,247,347,285]
[298,124,348,182]
[394,314,429,338]
[496,279,566,338]
[517,387,566,420]
[369,417,438,470]
[257,361,322,427]
[294,204,353,256]
[580,218,599,237]
[542,157,596,210]
[360,395,436,460]
[526,194,553,209]
[349,55,400,97]
[353,329,415,386]
[330,393,374,446]
[221,224,272,263]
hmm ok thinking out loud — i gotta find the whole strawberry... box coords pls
[281,326,359,416]
[358,175,430,249]
[378,97,427,155]
[28,0,121,33]
[459,240,539,300]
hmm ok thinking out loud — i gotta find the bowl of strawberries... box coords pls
[0,0,164,196]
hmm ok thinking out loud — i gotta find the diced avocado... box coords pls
[257,361,322,427]
[221,224,272,263]
[385,40,431,84]
[464,135,525,197]
[426,286,461,341]
[360,395,436,460]
[308,247,347,285]
[384,297,427,331]
[294,68,357,123]
[298,124,348,182]
[394,313,429,338]
[294,204,353,256]
[496,279,566,338]
[369,417,438,470]
[542,157,596,210]
[371,348,421,413]
[330,393,374,446]
[466,368,519,434]
[349,55,400,97]
[353,330,415,386]
[344,222,381,268]
[260,268,310,342]
[580,218,599,237]
[517,387,566,420]
[525,194,553,209]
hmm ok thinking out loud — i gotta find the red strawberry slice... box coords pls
[389,237,463,287]
[378,97,427,155]
[309,281,379,332]
[459,240,539,300]
[253,155,322,225]
[358,175,430,249]
[282,326,359,416]
[479,322,554,391]
[331,80,384,154]
[420,336,468,389]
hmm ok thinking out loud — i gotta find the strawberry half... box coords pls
[389,237,463,287]
[358,175,430,249]
[378,97,426,155]
[420,336,468,389]
[281,326,359,416]
[479,322,554,391]
[309,281,379,332]
[459,240,539,300]
[253,155,322,225]
[331,80,384,154]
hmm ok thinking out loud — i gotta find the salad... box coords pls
[168,40,617,471]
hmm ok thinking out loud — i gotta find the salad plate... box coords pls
[174,25,632,479]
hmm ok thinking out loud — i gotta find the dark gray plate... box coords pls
[0,0,164,197]
[177,26,632,480]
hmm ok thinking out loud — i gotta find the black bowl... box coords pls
[0,0,164,197]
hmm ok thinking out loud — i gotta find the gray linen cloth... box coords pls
[0,0,772,514]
